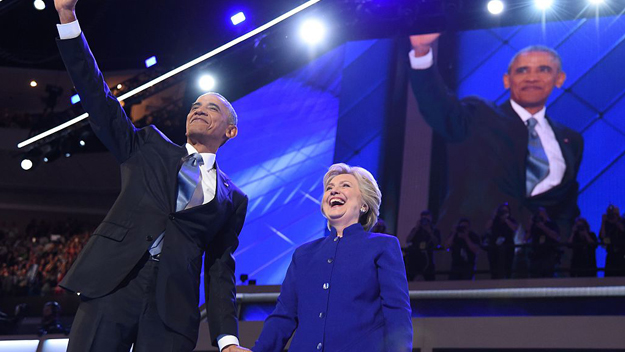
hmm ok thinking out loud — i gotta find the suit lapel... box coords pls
[214,162,232,206]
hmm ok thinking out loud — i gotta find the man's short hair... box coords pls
[507,45,563,73]
[205,92,238,125]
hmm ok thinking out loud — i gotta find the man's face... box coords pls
[185,94,236,147]
[503,51,566,111]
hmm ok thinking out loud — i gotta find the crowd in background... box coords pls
[1,206,624,297]
[0,219,93,297]
[403,204,625,281]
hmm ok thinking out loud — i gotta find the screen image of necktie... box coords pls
[525,117,550,197]
[149,153,204,258]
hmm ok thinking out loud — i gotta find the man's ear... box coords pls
[225,125,238,139]
[555,71,566,89]
[503,73,510,90]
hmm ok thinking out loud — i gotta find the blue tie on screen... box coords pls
[149,153,204,258]
[525,117,550,197]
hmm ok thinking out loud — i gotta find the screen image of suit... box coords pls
[56,34,248,347]
[252,223,413,352]
[410,65,583,236]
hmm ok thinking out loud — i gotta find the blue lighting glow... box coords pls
[144,56,157,68]
[0,339,39,352]
[231,12,246,25]
[41,339,69,352]
[70,94,81,104]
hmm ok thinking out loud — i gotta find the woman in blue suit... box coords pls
[253,163,412,352]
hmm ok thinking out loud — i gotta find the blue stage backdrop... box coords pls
[455,15,625,275]
[196,39,394,305]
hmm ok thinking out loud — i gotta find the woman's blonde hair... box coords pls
[321,163,382,231]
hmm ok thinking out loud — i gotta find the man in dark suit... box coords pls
[53,0,249,351]
[408,33,584,240]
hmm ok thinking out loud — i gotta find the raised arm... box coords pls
[409,33,474,142]
[54,0,140,163]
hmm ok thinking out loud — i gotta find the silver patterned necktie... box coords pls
[149,153,204,258]
[525,117,550,197]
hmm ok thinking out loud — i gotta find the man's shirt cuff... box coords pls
[408,48,434,70]
[217,335,240,351]
[57,20,82,40]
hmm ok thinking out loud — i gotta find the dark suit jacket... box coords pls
[411,66,583,236]
[57,34,248,346]
[253,224,412,352]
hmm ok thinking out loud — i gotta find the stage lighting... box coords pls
[487,0,504,14]
[33,0,45,10]
[231,12,246,25]
[21,158,33,171]
[588,0,604,4]
[299,19,326,45]
[42,145,59,163]
[198,75,216,91]
[70,94,81,104]
[534,0,553,10]
[145,56,157,68]
[116,83,123,89]
[30,80,38,87]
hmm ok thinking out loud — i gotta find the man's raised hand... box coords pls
[54,0,78,24]
[409,33,441,57]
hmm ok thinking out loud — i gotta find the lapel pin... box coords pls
[224,182,229,187]
[564,138,569,144]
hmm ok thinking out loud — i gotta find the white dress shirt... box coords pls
[409,48,567,196]
[57,20,239,350]
[185,143,217,205]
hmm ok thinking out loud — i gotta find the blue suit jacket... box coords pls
[253,223,412,352]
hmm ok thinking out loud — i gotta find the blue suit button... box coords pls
[327,258,333,264]
[323,283,329,290]
[319,312,324,318]
[317,343,322,350]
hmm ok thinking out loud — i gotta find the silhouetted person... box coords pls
[600,205,625,277]
[485,203,519,279]
[526,207,560,278]
[569,217,597,277]
[405,210,441,281]
[445,218,481,280]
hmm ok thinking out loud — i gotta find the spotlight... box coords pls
[487,0,504,14]
[33,0,45,10]
[30,80,38,87]
[588,0,604,4]
[20,149,41,171]
[70,94,81,104]
[534,0,553,10]
[145,56,157,68]
[198,75,216,91]
[21,159,34,171]
[231,12,246,25]
[299,19,326,45]
[116,84,123,89]
[42,144,59,163]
